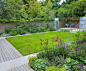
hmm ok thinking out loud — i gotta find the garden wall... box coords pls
[0,20,79,34]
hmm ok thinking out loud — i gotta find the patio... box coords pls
[0,37,34,71]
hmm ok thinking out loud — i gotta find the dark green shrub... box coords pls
[17,26,25,35]
[23,24,30,32]
[41,27,46,32]
[16,26,22,34]
[32,59,48,71]
[5,27,11,33]
[44,24,50,30]
[35,27,41,32]
[12,27,17,32]
[10,27,17,36]
[30,27,37,33]
[19,28,25,35]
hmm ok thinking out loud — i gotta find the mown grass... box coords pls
[6,31,76,56]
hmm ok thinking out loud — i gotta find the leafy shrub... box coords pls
[41,27,47,32]
[12,27,17,32]
[10,31,17,36]
[46,66,67,71]
[23,24,30,32]
[17,26,25,35]
[32,59,48,71]
[49,27,56,31]
[16,26,22,34]
[30,28,37,33]
[1,33,10,37]
[35,27,41,32]
[46,66,57,71]
[71,63,86,71]
[10,27,17,36]
[19,28,25,35]
[63,58,79,70]
[5,27,11,33]
[44,24,50,31]
[28,56,38,67]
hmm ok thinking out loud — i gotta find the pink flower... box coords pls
[29,45,30,46]
[42,40,44,42]
[40,39,42,41]
[35,45,37,46]
[55,39,58,42]
[47,39,48,41]
[29,52,30,53]
[41,43,42,45]
[84,34,86,37]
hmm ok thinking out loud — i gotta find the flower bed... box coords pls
[1,24,56,37]
[28,31,86,71]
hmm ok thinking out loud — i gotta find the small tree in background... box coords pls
[57,0,85,21]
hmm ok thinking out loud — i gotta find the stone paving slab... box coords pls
[0,38,36,71]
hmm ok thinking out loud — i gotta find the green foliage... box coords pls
[46,66,67,71]
[19,28,25,35]
[30,27,37,33]
[1,33,10,37]
[60,29,70,32]
[28,56,38,67]
[5,27,11,33]
[10,31,17,36]
[75,31,84,44]
[16,26,25,35]
[2,0,28,21]
[38,0,55,21]
[12,27,17,32]
[23,24,30,32]
[57,1,85,21]
[63,58,79,70]
[46,66,57,71]
[49,27,56,31]
[32,59,48,71]
[26,0,55,21]
[10,27,17,36]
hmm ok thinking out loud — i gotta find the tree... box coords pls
[62,0,78,4]
[57,0,85,21]
[26,0,41,19]
[1,0,28,21]
[38,0,55,21]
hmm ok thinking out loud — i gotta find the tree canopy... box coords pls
[0,0,86,22]
[57,0,85,21]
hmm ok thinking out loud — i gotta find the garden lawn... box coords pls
[6,31,76,56]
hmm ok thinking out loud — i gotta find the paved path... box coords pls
[0,37,36,71]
